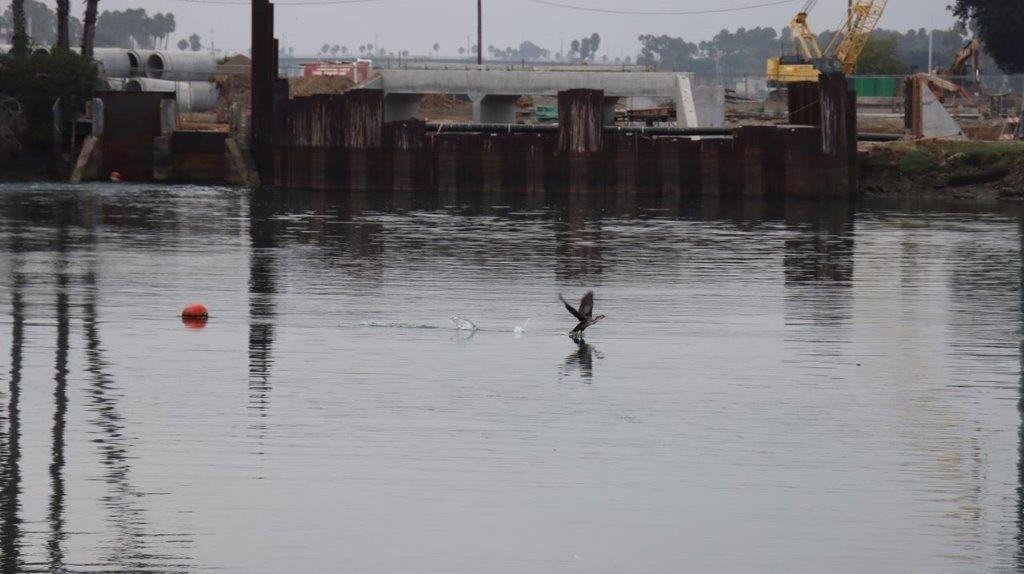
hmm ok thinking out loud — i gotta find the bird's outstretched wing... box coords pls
[578,291,595,319]
[560,295,587,322]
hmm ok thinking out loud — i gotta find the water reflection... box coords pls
[1,254,25,574]
[783,201,856,371]
[562,340,600,382]
[47,226,71,573]
[82,241,192,572]
[0,186,1024,571]
[1019,219,1024,571]
[249,194,278,424]
[783,201,856,286]
[555,200,605,282]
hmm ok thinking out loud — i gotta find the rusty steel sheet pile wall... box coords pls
[169,131,228,181]
[250,3,856,198]
[787,82,821,127]
[264,122,853,197]
[98,91,170,181]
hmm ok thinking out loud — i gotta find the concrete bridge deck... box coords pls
[358,68,724,128]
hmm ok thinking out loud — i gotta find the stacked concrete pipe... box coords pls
[125,78,219,113]
[90,48,137,77]
[145,51,218,81]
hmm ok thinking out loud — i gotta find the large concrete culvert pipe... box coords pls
[126,49,157,76]
[90,48,138,77]
[125,78,220,113]
[145,51,217,81]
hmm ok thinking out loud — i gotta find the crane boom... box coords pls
[766,0,889,84]
[790,7,824,61]
[824,0,890,74]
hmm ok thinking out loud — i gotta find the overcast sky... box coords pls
[88,0,958,57]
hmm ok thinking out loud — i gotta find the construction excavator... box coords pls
[934,37,982,93]
[767,0,889,84]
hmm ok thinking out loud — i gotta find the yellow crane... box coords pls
[767,0,889,83]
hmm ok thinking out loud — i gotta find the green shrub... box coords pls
[897,149,937,176]
[0,49,98,153]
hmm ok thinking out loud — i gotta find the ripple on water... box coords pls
[0,186,1020,573]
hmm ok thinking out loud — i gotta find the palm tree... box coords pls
[56,0,70,50]
[81,0,99,61]
[10,0,27,55]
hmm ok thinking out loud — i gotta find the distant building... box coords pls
[301,59,373,84]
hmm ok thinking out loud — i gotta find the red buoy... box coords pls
[181,303,209,319]
[110,171,122,183]
[181,316,208,330]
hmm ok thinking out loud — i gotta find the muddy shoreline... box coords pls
[859,139,1024,202]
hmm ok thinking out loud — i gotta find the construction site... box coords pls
[4,0,1022,198]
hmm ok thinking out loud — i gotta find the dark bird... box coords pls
[560,291,606,337]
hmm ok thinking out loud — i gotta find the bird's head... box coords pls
[592,314,607,324]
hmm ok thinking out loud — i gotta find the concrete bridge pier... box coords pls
[384,93,422,123]
[602,97,619,125]
[469,94,519,124]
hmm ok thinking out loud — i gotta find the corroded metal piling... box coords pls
[558,89,604,155]
[251,0,280,184]
[245,2,856,198]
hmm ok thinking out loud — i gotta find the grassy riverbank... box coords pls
[860,139,1024,200]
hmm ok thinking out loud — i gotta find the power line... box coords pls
[167,0,798,10]
[523,0,801,15]
[165,0,388,5]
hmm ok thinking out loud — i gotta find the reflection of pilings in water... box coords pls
[81,266,190,572]
[249,195,278,420]
[554,196,605,282]
[1018,219,1024,569]
[783,201,856,287]
[781,202,856,374]
[47,243,70,573]
[0,264,25,574]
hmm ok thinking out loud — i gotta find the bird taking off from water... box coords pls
[560,291,606,338]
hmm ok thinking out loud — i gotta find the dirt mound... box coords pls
[214,72,250,123]
[289,76,355,98]
[419,94,473,122]
[216,54,251,76]
[417,94,473,121]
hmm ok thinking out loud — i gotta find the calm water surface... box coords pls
[0,184,1023,573]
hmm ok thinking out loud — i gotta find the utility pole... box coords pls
[477,0,483,66]
[927,29,934,73]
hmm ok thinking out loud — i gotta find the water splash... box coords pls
[448,315,479,332]
[514,318,531,337]
[359,321,440,330]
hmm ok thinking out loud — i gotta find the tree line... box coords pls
[636,25,1011,76]
[310,35,611,64]
[1,2,207,55]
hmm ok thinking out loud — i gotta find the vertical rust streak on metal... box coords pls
[818,73,848,157]
[787,81,820,126]
[342,91,384,149]
[558,89,604,155]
